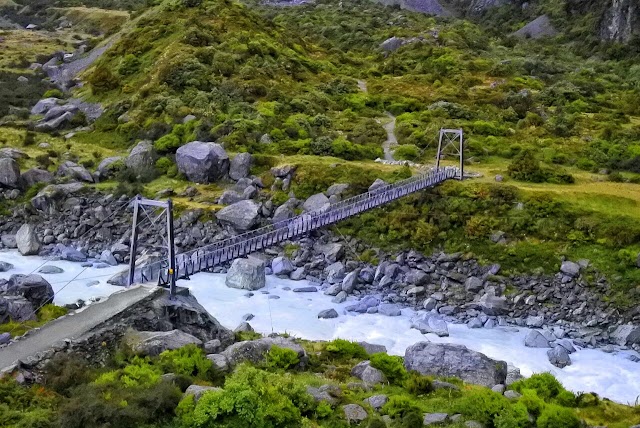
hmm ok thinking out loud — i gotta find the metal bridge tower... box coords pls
[436,128,464,180]
[128,196,177,298]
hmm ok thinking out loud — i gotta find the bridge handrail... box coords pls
[134,167,458,282]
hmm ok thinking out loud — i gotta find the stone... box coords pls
[58,161,93,183]
[100,250,118,266]
[126,329,203,356]
[307,386,339,405]
[303,192,330,213]
[423,413,449,425]
[0,332,10,345]
[1,235,17,248]
[512,15,558,39]
[16,224,40,256]
[351,361,386,385]
[234,322,254,333]
[547,346,572,368]
[325,262,346,284]
[380,36,405,52]
[38,265,64,274]
[411,313,449,337]
[318,308,339,319]
[378,303,402,316]
[611,324,640,346]
[465,276,484,293]
[293,286,317,292]
[504,390,522,399]
[465,422,484,428]
[491,384,506,394]
[526,315,545,327]
[478,292,509,316]
[314,242,344,263]
[271,256,294,275]
[0,158,20,188]
[290,267,306,281]
[31,98,59,115]
[326,183,349,196]
[332,291,347,303]
[404,342,507,387]
[176,141,229,183]
[358,342,387,354]
[221,337,305,367]
[226,257,266,290]
[96,156,123,179]
[21,168,54,187]
[423,298,437,311]
[229,152,252,181]
[506,364,523,386]
[343,404,368,423]
[560,260,581,278]
[467,317,483,329]
[216,200,260,231]
[341,270,359,293]
[555,339,576,353]
[368,178,387,192]
[125,140,158,170]
[42,103,78,121]
[59,246,87,262]
[207,354,230,372]
[524,330,550,348]
[184,385,220,403]
[364,394,388,410]
[0,261,14,272]
[204,339,223,354]
[0,296,35,323]
[346,296,380,313]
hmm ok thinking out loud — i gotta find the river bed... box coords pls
[1,250,639,404]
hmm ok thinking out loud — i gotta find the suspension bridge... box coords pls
[131,165,462,296]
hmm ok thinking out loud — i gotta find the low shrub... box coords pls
[159,344,216,380]
[324,339,368,361]
[265,346,300,371]
[452,388,511,427]
[536,404,581,428]
[404,371,434,395]
[381,395,421,418]
[511,373,564,401]
[369,353,407,385]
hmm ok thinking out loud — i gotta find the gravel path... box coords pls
[382,112,398,161]
[0,285,159,371]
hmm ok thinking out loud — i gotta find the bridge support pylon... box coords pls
[128,196,177,298]
[436,128,464,180]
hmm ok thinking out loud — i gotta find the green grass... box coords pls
[0,304,68,337]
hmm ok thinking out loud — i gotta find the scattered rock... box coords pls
[318,308,339,319]
[547,346,572,368]
[16,224,40,256]
[364,394,388,410]
[378,303,402,316]
[611,324,640,346]
[229,152,252,181]
[184,385,220,403]
[504,390,522,400]
[524,330,550,348]
[38,265,64,274]
[0,261,14,272]
[560,260,581,278]
[411,313,449,337]
[176,141,229,183]
[423,413,449,425]
[303,193,330,213]
[126,329,203,356]
[351,361,386,385]
[221,337,305,368]
[343,404,368,423]
[0,158,20,188]
[272,256,294,275]
[216,200,260,231]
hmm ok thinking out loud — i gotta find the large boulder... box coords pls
[21,168,54,187]
[31,97,59,115]
[220,337,306,368]
[31,182,84,214]
[35,111,76,131]
[16,224,40,255]
[611,324,640,346]
[351,361,386,385]
[176,141,229,183]
[42,103,78,121]
[226,257,266,290]
[0,158,20,188]
[303,193,330,213]
[96,156,123,180]
[126,329,203,356]
[125,140,157,170]
[411,313,449,337]
[229,152,252,181]
[560,260,580,278]
[547,346,571,368]
[477,292,509,316]
[58,161,93,183]
[512,15,558,39]
[404,342,507,387]
[272,256,294,276]
[524,330,551,348]
[5,274,54,308]
[0,296,36,323]
[216,200,260,231]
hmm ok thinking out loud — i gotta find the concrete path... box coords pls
[0,285,159,371]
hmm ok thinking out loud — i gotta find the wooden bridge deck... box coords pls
[132,167,459,286]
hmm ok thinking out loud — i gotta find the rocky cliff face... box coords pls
[600,0,639,42]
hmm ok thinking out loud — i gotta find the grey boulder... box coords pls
[271,256,294,276]
[229,152,252,181]
[318,308,339,319]
[225,257,266,290]
[0,158,21,188]
[125,140,157,170]
[404,342,507,387]
[21,168,54,187]
[16,224,40,256]
[216,200,260,231]
[303,192,330,213]
[351,361,386,385]
[126,329,203,356]
[176,141,229,183]
[547,346,572,368]
[221,337,305,368]
[411,313,449,337]
[524,330,550,348]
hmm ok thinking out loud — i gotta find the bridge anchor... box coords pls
[436,128,464,180]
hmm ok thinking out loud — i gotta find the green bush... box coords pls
[159,344,215,380]
[518,389,545,419]
[265,346,300,371]
[367,417,387,428]
[494,401,530,428]
[381,395,421,418]
[324,339,368,361]
[452,388,511,427]
[369,353,407,385]
[404,371,434,395]
[394,144,420,161]
[511,373,564,401]
[43,89,64,99]
[184,364,315,428]
[536,404,581,428]
[155,156,174,174]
